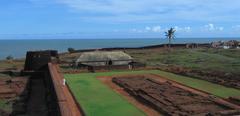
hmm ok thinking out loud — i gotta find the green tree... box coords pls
[6,55,13,60]
[165,27,176,48]
[68,48,75,53]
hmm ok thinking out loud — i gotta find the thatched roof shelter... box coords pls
[75,51,133,66]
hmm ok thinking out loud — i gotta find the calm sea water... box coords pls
[0,38,237,59]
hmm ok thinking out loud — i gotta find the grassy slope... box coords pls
[126,48,240,74]
[66,69,240,116]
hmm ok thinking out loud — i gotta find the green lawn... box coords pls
[65,71,148,116]
[65,70,240,115]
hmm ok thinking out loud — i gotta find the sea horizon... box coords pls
[0,38,239,60]
[0,37,240,40]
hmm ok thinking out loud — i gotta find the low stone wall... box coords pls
[92,65,130,70]
[77,63,145,72]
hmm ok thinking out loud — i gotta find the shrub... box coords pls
[6,55,14,60]
[68,48,75,53]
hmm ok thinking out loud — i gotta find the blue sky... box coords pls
[0,0,240,39]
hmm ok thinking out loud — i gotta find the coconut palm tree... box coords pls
[165,27,176,48]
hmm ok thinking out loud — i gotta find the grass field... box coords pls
[65,70,240,115]
[126,48,240,74]
[65,71,148,116]
[61,48,240,77]
[0,60,24,70]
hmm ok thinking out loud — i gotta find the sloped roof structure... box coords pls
[75,51,133,66]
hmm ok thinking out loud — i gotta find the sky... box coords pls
[0,0,240,39]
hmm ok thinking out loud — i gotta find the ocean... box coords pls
[0,38,237,60]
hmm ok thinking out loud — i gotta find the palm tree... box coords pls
[165,27,176,48]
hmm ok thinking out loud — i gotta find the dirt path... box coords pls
[26,78,48,116]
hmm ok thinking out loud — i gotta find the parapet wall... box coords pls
[48,63,83,116]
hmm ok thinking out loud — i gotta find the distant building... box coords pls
[211,41,222,48]
[211,40,240,49]
[75,51,134,71]
[75,51,133,66]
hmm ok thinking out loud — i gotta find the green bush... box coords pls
[68,48,75,53]
[6,55,13,60]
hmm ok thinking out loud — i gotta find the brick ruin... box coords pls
[8,50,62,116]
[21,50,82,116]
[112,76,240,115]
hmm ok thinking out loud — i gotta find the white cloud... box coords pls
[113,29,119,32]
[130,28,137,32]
[219,27,224,31]
[203,23,224,31]
[130,26,162,33]
[232,25,240,31]
[130,26,191,33]
[184,27,191,32]
[145,27,151,31]
[49,0,240,23]
[205,24,214,31]
[152,26,162,32]
[130,28,143,33]
[173,26,191,32]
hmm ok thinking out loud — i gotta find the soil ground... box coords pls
[97,74,240,115]
[0,75,29,115]
[0,72,50,116]
[0,77,29,98]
